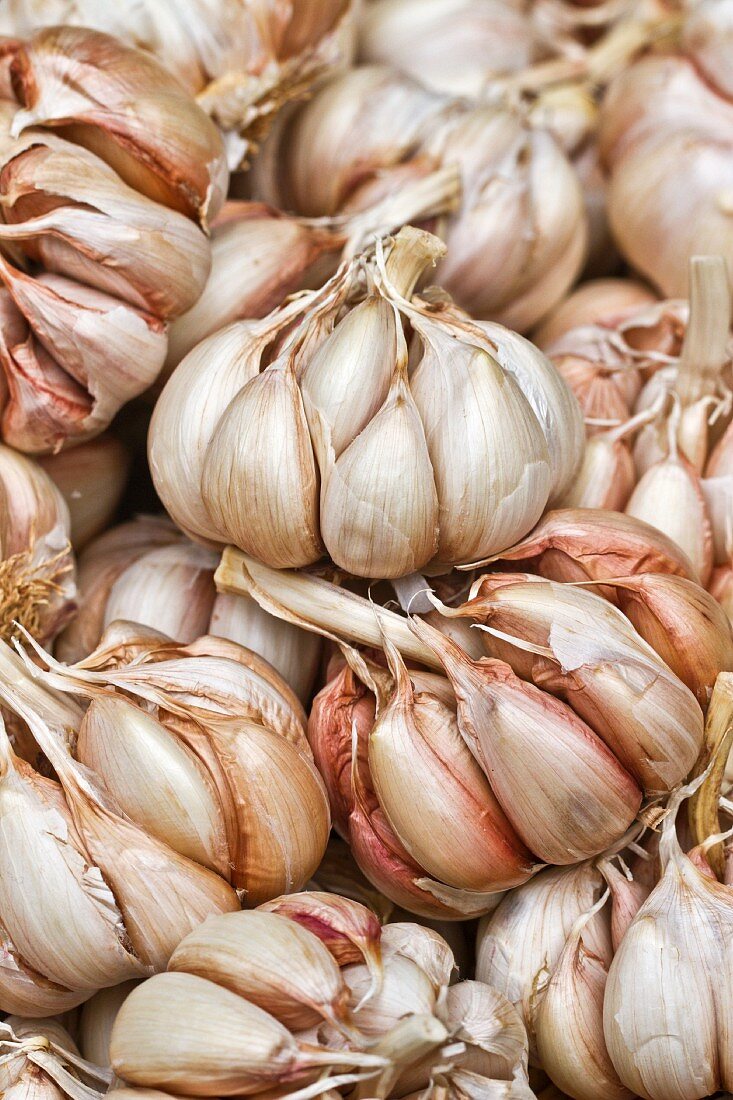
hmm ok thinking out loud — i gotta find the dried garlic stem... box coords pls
[675,255,731,406]
[214,547,440,670]
[688,671,733,877]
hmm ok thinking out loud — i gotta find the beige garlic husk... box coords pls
[56,516,322,704]
[0,26,229,453]
[450,573,705,794]
[0,442,76,645]
[603,766,733,1098]
[477,861,612,1062]
[252,66,587,330]
[156,226,582,580]
[38,436,130,551]
[358,0,540,97]
[0,0,358,170]
[17,624,331,903]
[600,0,733,300]
[109,901,529,1099]
[0,1016,112,1100]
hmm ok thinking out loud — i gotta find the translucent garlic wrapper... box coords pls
[0,0,357,170]
[600,0,733,300]
[13,622,330,904]
[251,68,587,330]
[109,900,534,1098]
[55,515,322,705]
[0,442,76,644]
[0,26,229,453]
[152,227,583,580]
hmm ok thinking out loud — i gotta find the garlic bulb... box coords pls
[533,277,658,349]
[14,624,330,904]
[153,227,582,579]
[0,442,76,644]
[110,897,532,1098]
[0,1016,111,1100]
[477,861,612,1060]
[600,0,733,299]
[0,26,229,453]
[38,435,130,551]
[358,0,540,97]
[604,778,733,1099]
[252,69,587,330]
[0,0,356,169]
[56,515,322,704]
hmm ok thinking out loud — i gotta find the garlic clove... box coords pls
[258,891,383,980]
[611,573,733,707]
[301,294,397,458]
[598,860,650,954]
[0,928,88,1017]
[76,694,230,877]
[625,453,714,585]
[381,921,455,994]
[0,717,148,992]
[535,893,632,1100]
[559,435,636,512]
[79,980,141,1068]
[209,592,322,706]
[342,952,436,1039]
[101,543,217,645]
[487,507,698,582]
[410,615,642,863]
[369,631,537,889]
[38,435,130,550]
[409,320,550,565]
[442,980,530,1083]
[477,861,611,1061]
[6,25,228,225]
[110,971,385,1095]
[318,351,439,579]
[202,355,323,569]
[168,910,352,1032]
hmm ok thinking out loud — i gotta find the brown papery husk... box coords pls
[606,573,733,707]
[472,507,697,587]
[408,615,642,864]
[451,574,704,794]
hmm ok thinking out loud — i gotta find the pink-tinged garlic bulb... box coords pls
[600,0,733,299]
[0,0,357,168]
[108,898,533,1097]
[151,227,583,580]
[533,277,658,350]
[56,515,321,704]
[251,67,587,331]
[0,26,229,453]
